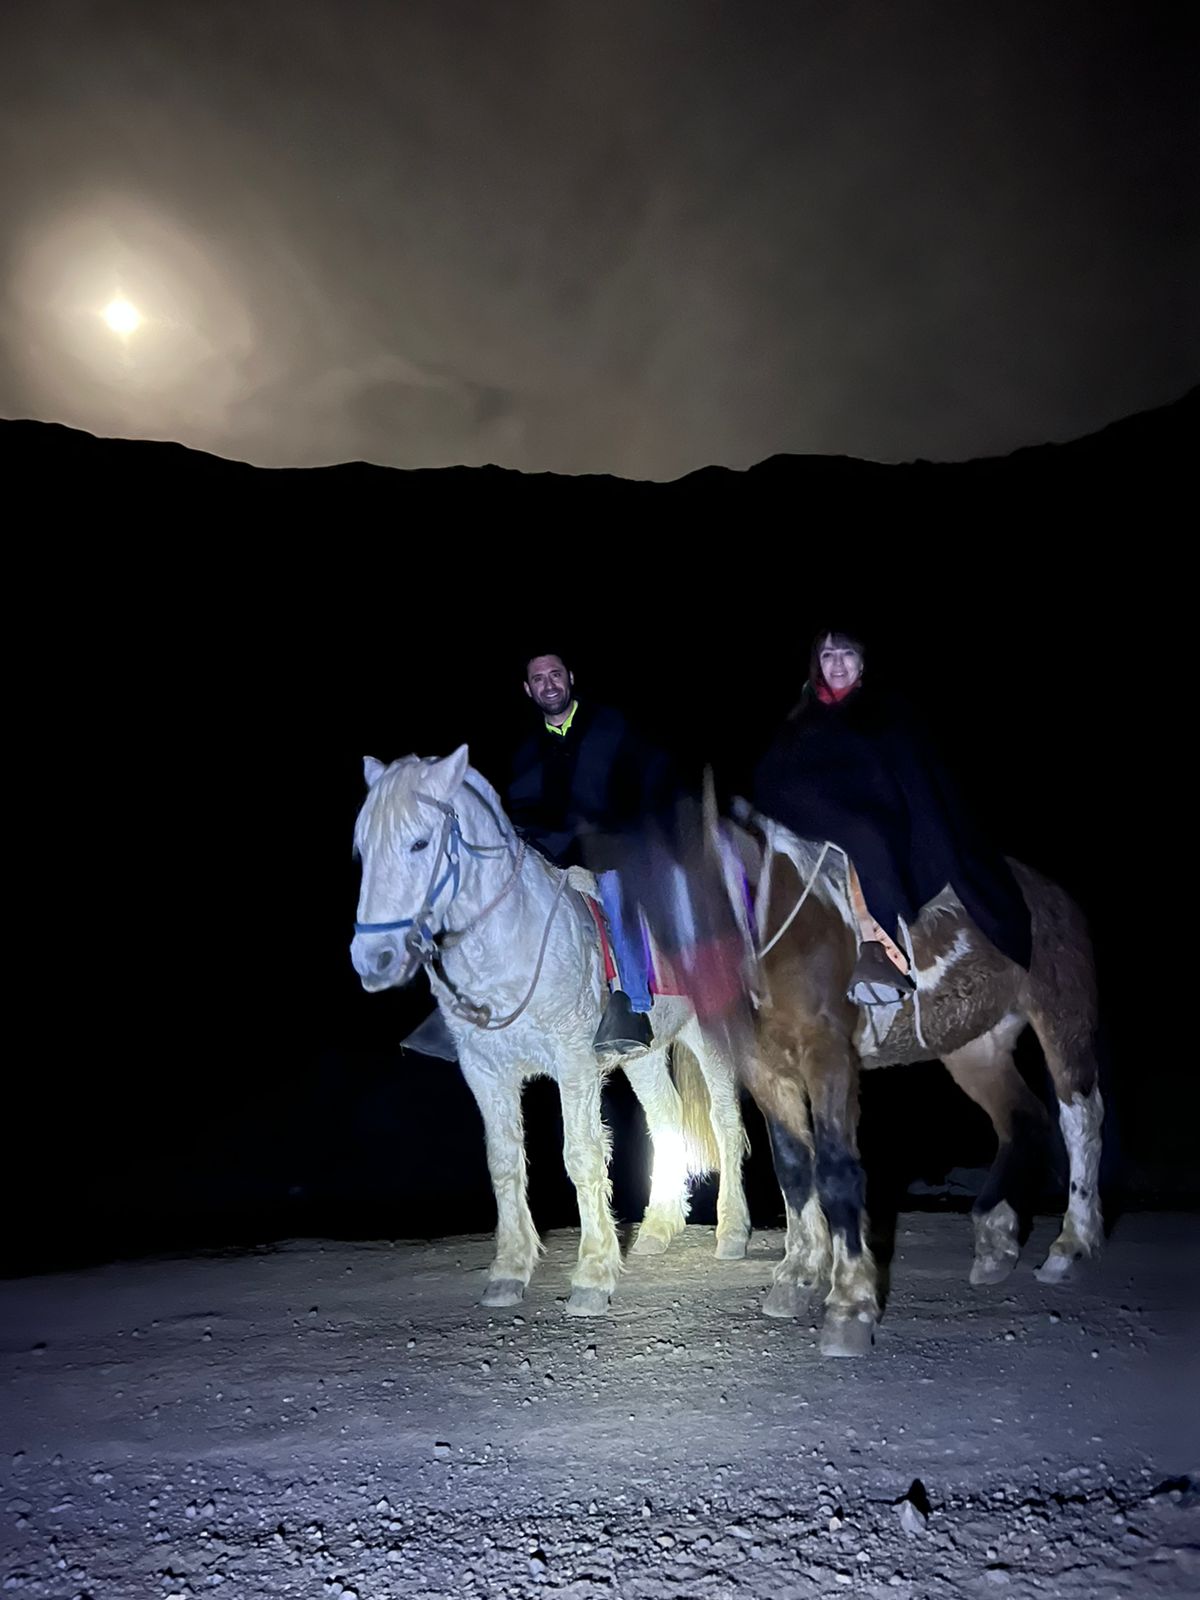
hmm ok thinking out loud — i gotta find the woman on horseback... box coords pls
[752,629,1032,1005]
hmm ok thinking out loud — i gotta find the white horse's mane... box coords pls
[459,766,514,841]
[353,755,512,859]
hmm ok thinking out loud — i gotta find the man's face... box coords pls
[525,654,573,716]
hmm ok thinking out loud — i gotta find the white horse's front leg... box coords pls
[557,1054,621,1316]
[623,1050,690,1255]
[459,1055,541,1306]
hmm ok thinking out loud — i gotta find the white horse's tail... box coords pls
[673,1044,721,1177]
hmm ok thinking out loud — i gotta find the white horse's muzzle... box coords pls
[350,932,420,992]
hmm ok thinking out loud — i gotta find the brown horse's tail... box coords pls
[1012,859,1100,1044]
[673,1043,721,1177]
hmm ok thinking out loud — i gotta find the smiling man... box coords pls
[508,651,685,1059]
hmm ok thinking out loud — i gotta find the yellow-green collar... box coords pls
[545,700,579,736]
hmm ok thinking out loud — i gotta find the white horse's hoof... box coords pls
[971,1254,1017,1287]
[715,1234,749,1261]
[565,1286,611,1317]
[821,1312,875,1357]
[763,1281,808,1318]
[1035,1250,1079,1284]
[481,1278,526,1307]
[631,1231,670,1256]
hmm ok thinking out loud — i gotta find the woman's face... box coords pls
[818,638,864,692]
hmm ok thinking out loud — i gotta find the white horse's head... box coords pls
[350,745,473,992]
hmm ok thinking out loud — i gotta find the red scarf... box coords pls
[814,680,858,705]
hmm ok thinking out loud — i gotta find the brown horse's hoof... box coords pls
[821,1312,875,1357]
[1035,1249,1083,1284]
[763,1280,810,1318]
[971,1254,1018,1287]
[971,1202,1019,1287]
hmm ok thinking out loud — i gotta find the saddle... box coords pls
[579,833,755,1026]
[581,894,685,998]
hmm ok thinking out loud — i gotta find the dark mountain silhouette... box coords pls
[1,387,1193,514]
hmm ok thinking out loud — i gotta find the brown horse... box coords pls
[740,817,1104,1356]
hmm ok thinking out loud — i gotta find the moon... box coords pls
[103,297,142,335]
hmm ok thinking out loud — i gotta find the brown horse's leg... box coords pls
[751,867,872,1351]
[807,1042,878,1356]
[1020,869,1105,1282]
[1029,1009,1104,1281]
[943,1016,1048,1285]
[762,1109,831,1317]
[742,1031,829,1316]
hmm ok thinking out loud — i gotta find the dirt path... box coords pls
[2,1213,1197,1598]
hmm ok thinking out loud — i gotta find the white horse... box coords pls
[349,747,750,1316]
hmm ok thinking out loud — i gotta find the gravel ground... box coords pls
[2,1212,1197,1599]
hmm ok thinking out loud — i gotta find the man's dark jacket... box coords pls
[507,700,683,872]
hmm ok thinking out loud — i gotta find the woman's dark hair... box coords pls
[808,628,866,692]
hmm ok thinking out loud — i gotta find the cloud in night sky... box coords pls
[1,0,1195,477]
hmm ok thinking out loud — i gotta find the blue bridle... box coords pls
[354,792,507,948]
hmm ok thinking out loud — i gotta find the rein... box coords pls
[754,819,928,1050]
[355,783,567,1032]
[757,836,833,957]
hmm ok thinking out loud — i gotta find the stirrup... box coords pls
[848,939,915,1007]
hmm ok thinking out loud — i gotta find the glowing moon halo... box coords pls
[103,297,142,335]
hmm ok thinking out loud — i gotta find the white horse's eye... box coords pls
[410,838,430,853]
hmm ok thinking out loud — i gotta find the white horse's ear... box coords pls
[364,756,387,788]
[422,744,470,798]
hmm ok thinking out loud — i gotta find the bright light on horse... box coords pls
[647,1129,690,1212]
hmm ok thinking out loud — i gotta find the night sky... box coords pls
[2,1,1195,477]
